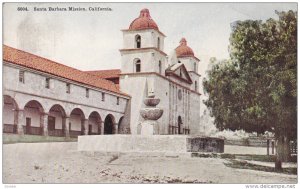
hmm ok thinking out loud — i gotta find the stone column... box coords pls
[113,123,118,134]
[84,119,89,135]
[100,121,104,135]
[16,109,25,135]
[41,113,48,136]
[64,117,70,138]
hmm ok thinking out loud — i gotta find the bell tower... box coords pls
[120,8,167,75]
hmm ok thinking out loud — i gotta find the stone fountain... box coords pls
[139,93,163,135]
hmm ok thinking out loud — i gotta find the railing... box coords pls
[22,126,43,135]
[48,129,64,137]
[69,130,83,138]
[3,124,17,134]
[168,125,190,135]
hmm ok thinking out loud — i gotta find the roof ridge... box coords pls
[3,45,129,97]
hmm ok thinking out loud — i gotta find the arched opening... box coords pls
[159,61,162,74]
[157,37,160,50]
[88,111,102,135]
[195,81,198,91]
[24,100,44,135]
[178,116,182,135]
[135,59,141,73]
[135,35,141,48]
[69,108,85,138]
[118,116,124,134]
[194,62,197,72]
[48,104,66,137]
[3,95,19,133]
[104,114,115,135]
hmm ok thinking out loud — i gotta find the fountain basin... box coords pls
[143,98,160,106]
[140,108,163,120]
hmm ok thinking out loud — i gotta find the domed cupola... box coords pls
[129,8,159,30]
[175,38,195,58]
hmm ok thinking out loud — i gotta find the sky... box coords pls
[3,2,297,80]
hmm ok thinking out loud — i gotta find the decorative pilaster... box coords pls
[100,121,104,135]
[84,119,89,135]
[16,109,25,135]
[42,113,48,136]
[113,123,118,134]
[64,117,70,138]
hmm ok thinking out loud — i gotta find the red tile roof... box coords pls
[85,69,121,79]
[175,38,200,61]
[129,9,159,31]
[3,45,129,97]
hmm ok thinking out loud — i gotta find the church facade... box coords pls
[3,9,201,138]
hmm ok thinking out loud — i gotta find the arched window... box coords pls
[135,59,141,72]
[135,35,141,48]
[157,37,160,50]
[195,81,198,91]
[179,69,182,77]
[194,62,197,72]
[159,60,162,74]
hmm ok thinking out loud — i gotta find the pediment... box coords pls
[165,63,193,84]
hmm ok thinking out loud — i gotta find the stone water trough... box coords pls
[78,135,224,154]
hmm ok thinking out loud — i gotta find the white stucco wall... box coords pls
[48,111,63,129]
[123,29,165,50]
[24,107,41,127]
[178,57,199,73]
[121,50,167,74]
[3,64,128,122]
[3,103,14,125]
[88,117,99,133]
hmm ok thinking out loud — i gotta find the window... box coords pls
[194,62,197,72]
[157,37,160,50]
[178,61,181,63]
[135,59,141,72]
[86,88,89,98]
[195,81,198,91]
[159,61,162,74]
[117,97,120,105]
[19,70,24,83]
[135,35,141,48]
[179,69,182,77]
[45,78,50,89]
[102,92,105,101]
[66,83,70,93]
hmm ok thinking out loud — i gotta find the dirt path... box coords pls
[3,142,297,184]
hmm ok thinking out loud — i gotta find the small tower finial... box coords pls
[180,38,187,46]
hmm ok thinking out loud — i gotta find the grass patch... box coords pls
[224,159,297,175]
[234,154,276,162]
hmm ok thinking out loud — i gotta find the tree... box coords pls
[203,10,297,171]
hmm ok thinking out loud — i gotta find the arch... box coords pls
[104,114,115,135]
[157,37,160,50]
[195,81,198,91]
[134,58,141,73]
[24,100,45,135]
[135,34,141,48]
[69,108,85,137]
[178,116,182,135]
[118,116,124,134]
[3,95,19,133]
[48,104,67,137]
[158,60,162,74]
[88,111,102,135]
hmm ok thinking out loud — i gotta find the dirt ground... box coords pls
[2,142,297,184]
